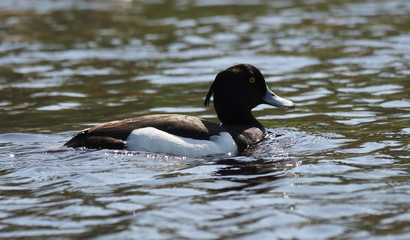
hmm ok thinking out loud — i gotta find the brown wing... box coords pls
[64,114,224,150]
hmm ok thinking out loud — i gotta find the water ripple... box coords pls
[0,0,409,239]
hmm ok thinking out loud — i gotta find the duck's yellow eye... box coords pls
[249,77,256,84]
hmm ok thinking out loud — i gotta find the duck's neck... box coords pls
[217,109,264,131]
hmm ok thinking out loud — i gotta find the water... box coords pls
[0,0,409,239]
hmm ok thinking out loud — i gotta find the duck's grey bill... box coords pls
[263,87,295,109]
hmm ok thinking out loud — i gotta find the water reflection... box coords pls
[0,0,410,239]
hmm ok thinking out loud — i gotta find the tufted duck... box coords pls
[64,64,295,156]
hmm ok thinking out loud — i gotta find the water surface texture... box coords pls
[0,0,409,239]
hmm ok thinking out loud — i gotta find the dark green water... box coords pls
[0,0,409,239]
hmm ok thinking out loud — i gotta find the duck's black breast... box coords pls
[64,114,264,152]
[221,124,264,151]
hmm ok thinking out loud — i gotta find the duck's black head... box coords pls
[204,63,295,126]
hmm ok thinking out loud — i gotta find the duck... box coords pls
[64,63,295,157]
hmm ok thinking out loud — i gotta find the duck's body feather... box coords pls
[64,114,263,153]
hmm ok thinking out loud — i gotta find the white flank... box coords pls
[125,127,238,157]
